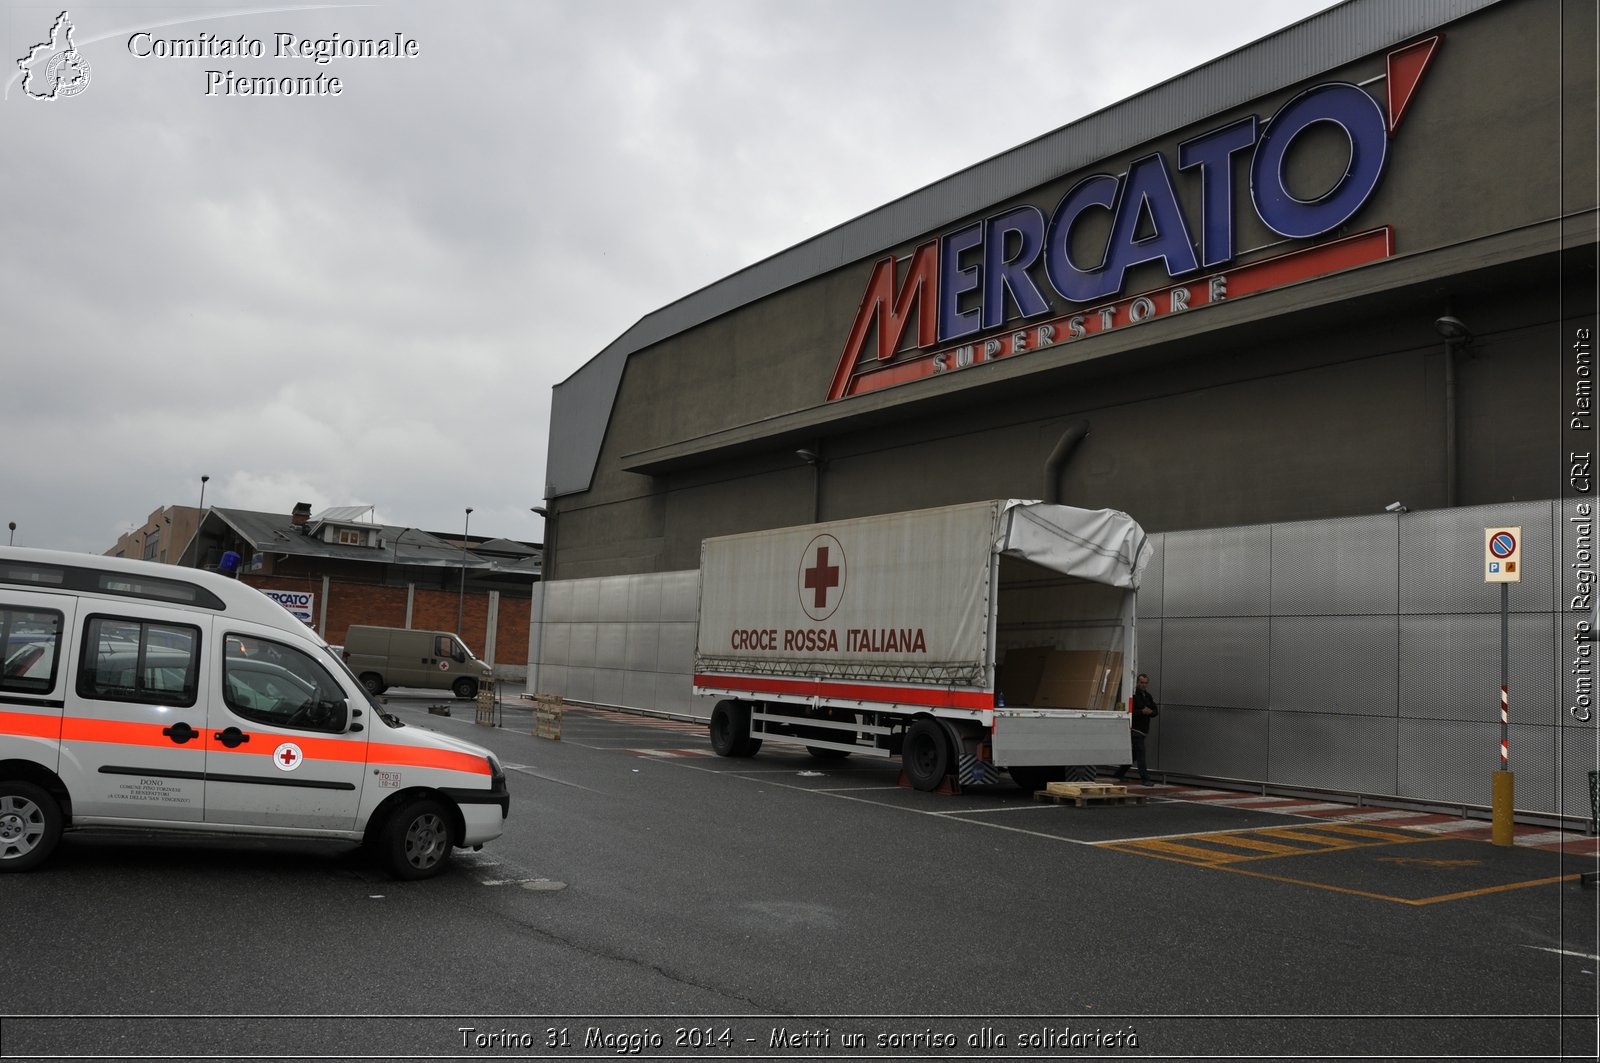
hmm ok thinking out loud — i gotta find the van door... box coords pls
[392,630,434,689]
[205,628,366,831]
[66,611,207,823]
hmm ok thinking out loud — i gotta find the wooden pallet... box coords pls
[1033,788,1148,807]
[1046,781,1127,797]
[474,684,497,726]
[531,694,564,741]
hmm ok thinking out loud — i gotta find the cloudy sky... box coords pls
[2,0,1341,555]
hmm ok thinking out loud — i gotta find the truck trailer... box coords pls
[693,499,1152,791]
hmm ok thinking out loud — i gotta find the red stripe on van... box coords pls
[366,741,492,776]
[0,708,63,741]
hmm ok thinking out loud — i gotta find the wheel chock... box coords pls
[896,770,962,795]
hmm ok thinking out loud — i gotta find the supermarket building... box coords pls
[530,0,1598,822]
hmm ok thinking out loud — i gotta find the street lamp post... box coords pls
[198,474,210,511]
[456,507,474,636]
[6,522,14,546]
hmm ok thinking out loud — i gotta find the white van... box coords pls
[0,548,509,879]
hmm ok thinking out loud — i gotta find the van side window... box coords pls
[434,635,454,658]
[223,635,348,733]
[78,616,200,706]
[1,606,64,695]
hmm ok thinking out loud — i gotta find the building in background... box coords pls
[105,502,541,681]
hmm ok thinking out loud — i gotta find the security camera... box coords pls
[1385,502,1408,513]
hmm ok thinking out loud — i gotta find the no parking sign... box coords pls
[1485,527,1521,583]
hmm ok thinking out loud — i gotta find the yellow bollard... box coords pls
[1491,770,1515,846]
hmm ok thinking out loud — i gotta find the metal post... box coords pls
[456,507,473,636]
[1492,580,1514,845]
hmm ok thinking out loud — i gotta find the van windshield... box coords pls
[321,644,402,728]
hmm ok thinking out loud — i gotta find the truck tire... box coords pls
[709,700,761,757]
[360,673,387,696]
[1009,766,1066,794]
[902,718,951,792]
[452,677,478,700]
[0,781,63,873]
[806,746,850,760]
[382,797,455,880]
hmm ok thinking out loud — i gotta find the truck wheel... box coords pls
[0,781,63,873]
[1009,766,1066,794]
[902,719,951,792]
[452,677,478,700]
[382,797,455,880]
[360,673,386,696]
[709,700,758,757]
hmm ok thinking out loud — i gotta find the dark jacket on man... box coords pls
[1131,687,1159,733]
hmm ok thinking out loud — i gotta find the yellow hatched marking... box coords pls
[1114,838,1256,864]
[1199,834,1317,856]
[1305,822,1432,842]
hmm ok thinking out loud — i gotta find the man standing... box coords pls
[1114,673,1159,787]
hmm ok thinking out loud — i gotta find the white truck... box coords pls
[693,499,1151,792]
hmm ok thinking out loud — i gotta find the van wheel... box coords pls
[902,719,951,792]
[0,781,63,873]
[452,677,478,700]
[383,798,455,880]
[360,673,386,696]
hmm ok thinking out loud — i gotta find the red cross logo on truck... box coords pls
[798,534,846,621]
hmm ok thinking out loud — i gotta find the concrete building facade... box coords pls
[532,0,1598,821]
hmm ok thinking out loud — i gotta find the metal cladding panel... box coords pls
[595,620,627,666]
[1135,535,1165,620]
[541,621,571,666]
[660,570,702,622]
[564,666,595,704]
[628,574,663,623]
[1160,704,1268,779]
[624,622,660,672]
[593,668,625,707]
[567,622,598,668]
[1396,613,1559,726]
[1161,617,1270,709]
[661,672,700,718]
[597,577,630,623]
[1271,515,1399,616]
[1269,615,1398,716]
[658,622,699,674]
[571,579,602,625]
[1268,712,1399,794]
[1161,525,1272,618]
[545,579,576,624]
[1139,618,1163,691]
[1397,719,1555,806]
[538,663,567,697]
[1398,501,1555,614]
[1559,737,1600,817]
[622,668,657,711]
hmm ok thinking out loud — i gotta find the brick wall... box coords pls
[238,575,531,666]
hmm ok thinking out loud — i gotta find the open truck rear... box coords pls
[692,499,1152,791]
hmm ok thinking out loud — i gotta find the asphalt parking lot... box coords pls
[2,691,1595,1062]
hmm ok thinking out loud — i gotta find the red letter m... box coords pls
[826,241,939,401]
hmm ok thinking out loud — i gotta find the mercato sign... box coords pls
[827,37,1440,402]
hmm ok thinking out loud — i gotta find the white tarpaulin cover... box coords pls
[994,501,1151,590]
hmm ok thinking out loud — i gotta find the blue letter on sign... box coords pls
[1252,82,1389,240]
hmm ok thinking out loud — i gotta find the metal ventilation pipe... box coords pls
[1043,420,1090,503]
